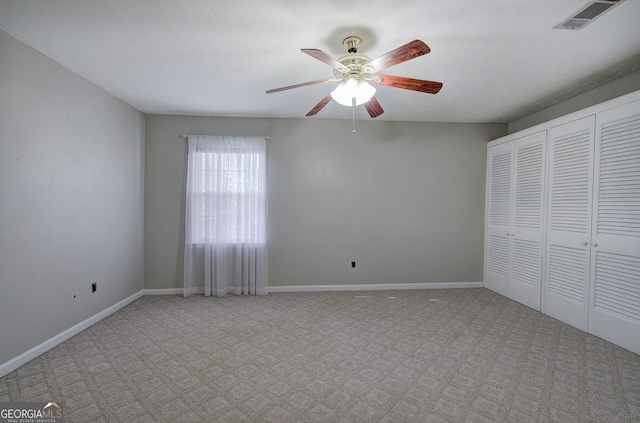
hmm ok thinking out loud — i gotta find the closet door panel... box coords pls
[485,143,513,297]
[588,100,640,354]
[510,132,546,310]
[544,116,595,331]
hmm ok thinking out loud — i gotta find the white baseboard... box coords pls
[146,283,484,295]
[143,288,184,296]
[0,290,143,378]
[268,282,483,293]
[144,282,484,295]
[185,287,204,296]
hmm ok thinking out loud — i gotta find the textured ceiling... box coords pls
[1,0,640,123]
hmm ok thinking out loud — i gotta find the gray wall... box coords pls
[145,115,506,290]
[0,30,145,365]
[509,70,640,133]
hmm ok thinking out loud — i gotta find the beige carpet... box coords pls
[1,288,639,422]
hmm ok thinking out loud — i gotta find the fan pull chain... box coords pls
[352,97,356,133]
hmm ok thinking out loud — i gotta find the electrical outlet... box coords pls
[91,282,97,293]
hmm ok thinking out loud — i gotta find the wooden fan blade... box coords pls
[374,75,443,94]
[301,49,347,70]
[306,93,333,116]
[366,40,431,72]
[364,97,384,118]
[266,78,331,94]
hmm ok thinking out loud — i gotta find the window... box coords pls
[185,136,266,245]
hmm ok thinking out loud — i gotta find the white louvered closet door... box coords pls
[588,100,640,354]
[544,116,595,331]
[485,142,513,297]
[510,132,546,310]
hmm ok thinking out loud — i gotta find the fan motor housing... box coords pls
[334,54,374,80]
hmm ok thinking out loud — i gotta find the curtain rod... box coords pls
[181,134,268,140]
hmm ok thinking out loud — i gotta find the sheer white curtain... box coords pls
[183,135,267,297]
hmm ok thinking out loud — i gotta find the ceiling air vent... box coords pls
[555,0,625,30]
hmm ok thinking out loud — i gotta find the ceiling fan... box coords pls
[266,36,443,119]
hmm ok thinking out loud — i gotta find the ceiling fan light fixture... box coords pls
[267,37,441,119]
[330,77,376,106]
